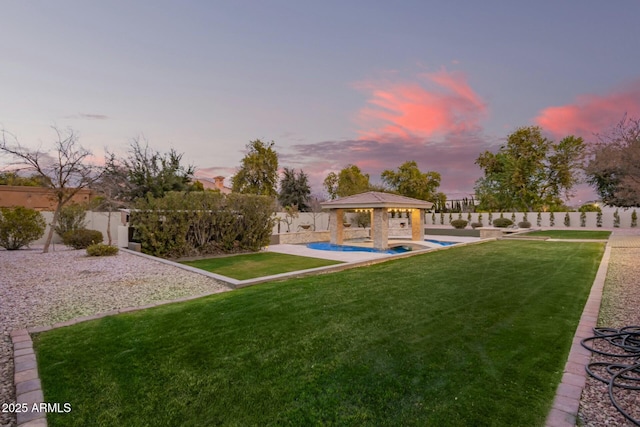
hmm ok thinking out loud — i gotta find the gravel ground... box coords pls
[0,246,231,427]
[578,247,640,427]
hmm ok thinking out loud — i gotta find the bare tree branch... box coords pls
[0,126,104,252]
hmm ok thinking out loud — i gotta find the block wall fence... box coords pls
[24,209,638,248]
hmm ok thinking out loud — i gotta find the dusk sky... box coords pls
[2,1,640,203]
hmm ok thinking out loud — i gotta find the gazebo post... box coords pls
[411,209,425,241]
[329,208,344,245]
[372,208,388,250]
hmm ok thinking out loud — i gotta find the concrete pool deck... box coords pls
[266,234,481,263]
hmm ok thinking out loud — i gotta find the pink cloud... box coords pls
[355,70,488,141]
[535,80,640,139]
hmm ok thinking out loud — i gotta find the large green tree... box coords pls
[232,139,279,196]
[381,161,441,201]
[474,126,584,211]
[323,164,371,199]
[278,167,311,211]
[585,116,640,207]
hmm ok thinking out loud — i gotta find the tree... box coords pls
[381,161,441,201]
[585,116,640,207]
[323,164,371,199]
[232,139,279,196]
[0,171,48,186]
[0,127,103,253]
[474,126,585,211]
[278,167,311,211]
[109,137,196,203]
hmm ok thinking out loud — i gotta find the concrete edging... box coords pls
[544,242,611,427]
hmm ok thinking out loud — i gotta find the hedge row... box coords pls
[130,192,276,258]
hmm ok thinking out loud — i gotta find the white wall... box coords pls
[32,211,122,246]
[426,210,638,229]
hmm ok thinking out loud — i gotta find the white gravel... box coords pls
[0,246,231,427]
[578,247,640,427]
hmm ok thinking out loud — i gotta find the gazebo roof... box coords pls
[321,191,433,210]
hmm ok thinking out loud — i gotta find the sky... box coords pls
[2,1,640,204]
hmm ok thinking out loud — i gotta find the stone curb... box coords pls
[10,330,47,427]
[544,242,611,427]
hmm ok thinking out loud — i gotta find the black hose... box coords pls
[581,326,640,426]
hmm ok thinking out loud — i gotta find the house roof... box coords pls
[320,191,434,209]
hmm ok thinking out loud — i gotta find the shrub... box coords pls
[613,209,620,228]
[493,218,513,228]
[511,212,516,223]
[518,221,531,228]
[440,212,444,225]
[579,203,601,213]
[537,212,542,227]
[86,243,119,256]
[63,229,103,249]
[596,211,603,228]
[549,212,555,227]
[632,210,638,228]
[131,192,276,258]
[0,206,46,250]
[450,219,468,229]
[54,203,87,237]
[471,222,483,229]
[564,213,570,227]
[431,212,436,225]
[580,211,586,227]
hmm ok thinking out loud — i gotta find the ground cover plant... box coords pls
[520,230,611,239]
[181,252,343,280]
[34,240,604,426]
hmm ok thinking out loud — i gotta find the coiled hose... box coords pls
[581,326,640,426]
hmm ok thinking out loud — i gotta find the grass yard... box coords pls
[34,240,604,426]
[520,230,611,239]
[180,251,343,280]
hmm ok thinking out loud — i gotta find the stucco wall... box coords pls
[0,186,93,210]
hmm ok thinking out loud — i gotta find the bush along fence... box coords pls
[426,209,639,229]
[130,191,275,258]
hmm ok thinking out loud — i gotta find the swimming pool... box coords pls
[306,242,411,254]
[425,239,458,246]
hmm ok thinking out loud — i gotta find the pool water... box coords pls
[425,239,458,246]
[306,242,411,254]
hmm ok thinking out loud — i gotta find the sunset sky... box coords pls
[2,1,640,203]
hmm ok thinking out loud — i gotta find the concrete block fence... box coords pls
[27,208,638,250]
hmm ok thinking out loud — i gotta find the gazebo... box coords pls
[321,191,434,250]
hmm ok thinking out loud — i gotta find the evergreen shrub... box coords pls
[0,206,46,250]
[493,218,513,228]
[518,221,531,228]
[54,203,87,237]
[86,243,119,256]
[63,229,103,249]
[131,191,276,258]
[450,219,468,229]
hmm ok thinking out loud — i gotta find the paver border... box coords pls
[544,242,611,427]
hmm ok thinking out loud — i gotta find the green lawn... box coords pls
[520,230,611,239]
[34,240,604,426]
[180,251,343,280]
